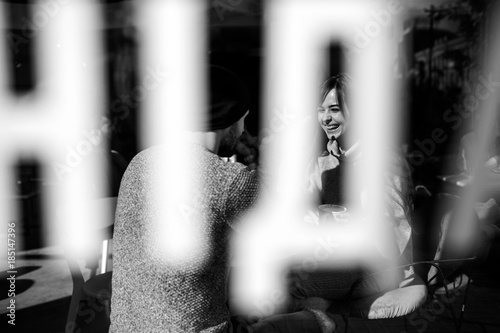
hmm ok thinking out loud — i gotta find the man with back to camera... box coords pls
[109,66,335,333]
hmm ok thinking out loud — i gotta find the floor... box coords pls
[2,243,500,333]
[0,245,108,333]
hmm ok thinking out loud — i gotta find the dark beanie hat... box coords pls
[206,65,250,131]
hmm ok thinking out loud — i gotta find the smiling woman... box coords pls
[308,73,360,206]
[294,72,415,312]
[317,73,352,155]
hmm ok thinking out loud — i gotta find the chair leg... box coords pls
[457,273,473,333]
[441,280,460,333]
[66,287,84,333]
[428,262,462,333]
[66,259,85,333]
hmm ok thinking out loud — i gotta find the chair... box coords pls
[60,197,117,333]
[417,193,482,333]
[109,150,129,196]
[327,192,479,333]
[327,264,427,332]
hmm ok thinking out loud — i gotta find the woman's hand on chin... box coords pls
[327,136,341,157]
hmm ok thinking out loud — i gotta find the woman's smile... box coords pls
[325,123,339,131]
[318,88,347,140]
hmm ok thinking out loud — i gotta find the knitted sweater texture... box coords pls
[109,144,259,332]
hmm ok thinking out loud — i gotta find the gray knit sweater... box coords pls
[109,144,259,332]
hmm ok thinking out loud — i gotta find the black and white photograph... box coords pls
[1,0,500,332]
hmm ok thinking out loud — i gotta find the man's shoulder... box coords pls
[122,146,165,177]
[124,144,257,184]
[128,145,165,165]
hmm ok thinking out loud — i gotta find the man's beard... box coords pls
[218,124,240,157]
